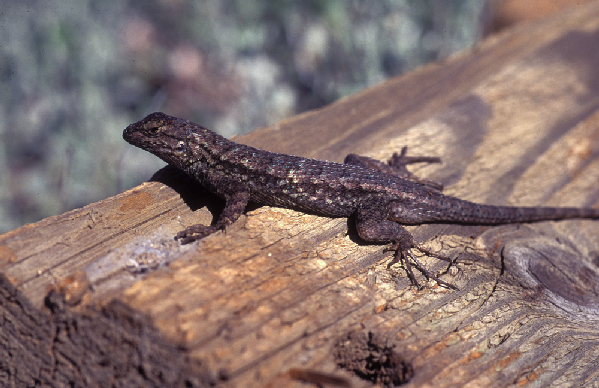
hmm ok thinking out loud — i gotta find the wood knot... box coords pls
[502,239,599,312]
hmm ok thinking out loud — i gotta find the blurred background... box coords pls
[0,0,588,233]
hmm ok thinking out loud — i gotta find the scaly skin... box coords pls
[124,112,599,289]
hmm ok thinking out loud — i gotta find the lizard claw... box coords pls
[176,224,219,244]
[386,243,458,290]
[387,147,444,191]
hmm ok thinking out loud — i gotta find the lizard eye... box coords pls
[174,140,186,155]
[145,123,162,136]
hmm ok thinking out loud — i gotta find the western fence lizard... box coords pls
[123,112,599,289]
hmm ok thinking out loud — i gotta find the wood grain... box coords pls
[3,3,599,387]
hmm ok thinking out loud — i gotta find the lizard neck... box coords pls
[186,127,236,165]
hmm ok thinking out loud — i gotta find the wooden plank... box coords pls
[3,2,599,387]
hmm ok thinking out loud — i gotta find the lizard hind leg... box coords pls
[355,204,456,289]
[344,147,443,191]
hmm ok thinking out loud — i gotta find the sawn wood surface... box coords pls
[3,3,599,387]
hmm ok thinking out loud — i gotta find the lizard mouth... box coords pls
[122,123,152,148]
[122,124,137,144]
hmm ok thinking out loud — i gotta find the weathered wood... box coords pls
[3,2,599,387]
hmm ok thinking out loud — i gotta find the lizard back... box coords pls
[124,112,599,224]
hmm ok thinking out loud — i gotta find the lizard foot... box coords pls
[176,224,220,244]
[386,243,457,290]
[388,146,441,166]
[388,147,444,191]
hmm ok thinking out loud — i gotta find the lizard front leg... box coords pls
[354,203,456,289]
[344,147,443,191]
[177,191,250,244]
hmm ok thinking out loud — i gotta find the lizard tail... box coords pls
[432,200,599,224]
[391,195,599,224]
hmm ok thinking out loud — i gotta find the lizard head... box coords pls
[123,112,205,170]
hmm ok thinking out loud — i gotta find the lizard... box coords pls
[123,112,599,289]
